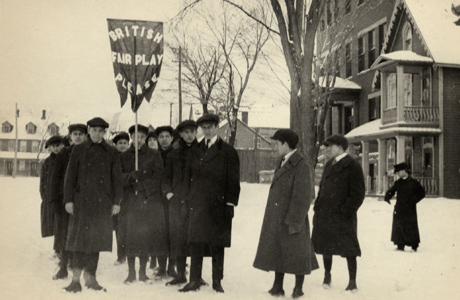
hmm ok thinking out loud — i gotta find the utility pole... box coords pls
[12,103,18,178]
[169,103,173,126]
[178,46,183,123]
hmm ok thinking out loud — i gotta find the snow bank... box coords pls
[0,178,459,300]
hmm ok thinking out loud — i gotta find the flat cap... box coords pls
[113,132,130,144]
[154,125,174,137]
[45,135,63,149]
[145,131,158,144]
[196,114,220,126]
[128,124,149,135]
[394,162,409,173]
[87,117,109,128]
[61,136,71,147]
[323,134,348,151]
[68,123,87,134]
[176,120,197,132]
[270,129,299,149]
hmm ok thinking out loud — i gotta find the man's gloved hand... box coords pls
[384,198,391,205]
[225,205,234,219]
[128,170,143,184]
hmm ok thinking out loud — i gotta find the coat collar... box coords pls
[179,138,198,150]
[271,151,303,186]
[323,154,353,178]
[128,143,148,153]
[198,136,223,161]
[84,138,111,151]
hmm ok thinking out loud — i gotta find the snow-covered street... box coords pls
[0,177,459,300]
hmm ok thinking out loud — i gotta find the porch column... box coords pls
[396,65,405,122]
[396,135,406,164]
[377,138,387,194]
[361,141,370,193]
[381,72,387,117]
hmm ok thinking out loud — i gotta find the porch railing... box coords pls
[413,177,439,195]
[404,106,439,123]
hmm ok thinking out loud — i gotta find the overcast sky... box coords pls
[0,0,290,130]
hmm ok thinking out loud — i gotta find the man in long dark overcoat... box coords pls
[50,124,87,280]
[179,114,240,294]
[63,117,123,293]
[40,135,63,239]
[153,125,175,277]
[384,162,425,251]
[119,124,168,283]
[312,134,365,292]
[253,129,319,299]
[161,120,198,286]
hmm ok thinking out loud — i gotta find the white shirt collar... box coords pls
[334,152,348,163]
[206,135,218,147]
[281,149,297,167]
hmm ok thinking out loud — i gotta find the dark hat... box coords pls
[176,120,197,132]
[323,134,348,151]
[87,117,109,128]
[45,135,63,149]
[196,114,220,126]
[270,129,299,149]
[145,131,158,144]
[112,132,130,144]
[68,123,87,134]
[154,125,174,137]
[61,136,71,147]
[394,162,409,173]
[128,124,149,135]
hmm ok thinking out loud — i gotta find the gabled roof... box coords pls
[382,0,460,67]
[218,118,272,145]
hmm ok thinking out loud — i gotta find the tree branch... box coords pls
[223,0,280,35]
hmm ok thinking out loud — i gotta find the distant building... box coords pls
[0,110,67,177]
[317,0,460,198]
[217,118,272,149]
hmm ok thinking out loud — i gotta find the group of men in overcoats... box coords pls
[40,113,241,294]
[40,113,425,297]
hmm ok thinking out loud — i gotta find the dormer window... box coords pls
[48,123,59,136]
[26,122,37,134]
[2,122,13,133]
[403,22,413,51]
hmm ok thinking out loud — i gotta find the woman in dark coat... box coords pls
[119,125,168,283]
[312,134,365,292]
[384,162,425,251]
[39,135,63,238]
[253,129,318,299]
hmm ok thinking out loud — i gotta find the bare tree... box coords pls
[203,0,272,146]
[221,0,382,191]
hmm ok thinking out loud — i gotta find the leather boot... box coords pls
[212,279,224,293]
[178,280,201,292]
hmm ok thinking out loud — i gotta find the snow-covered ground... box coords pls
[0,177,459,300]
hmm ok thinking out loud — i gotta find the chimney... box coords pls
[41,110,46,120]
[242,111,248,124]
[208,109,215,115]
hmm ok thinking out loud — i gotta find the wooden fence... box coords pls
[237,149,278,183]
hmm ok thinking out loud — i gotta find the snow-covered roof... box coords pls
[345,118,442,142]
[0,113,68,141]
[383,0,460,67]
[318,76,361,90]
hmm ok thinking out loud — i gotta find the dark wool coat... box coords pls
[40,152,56,237]
[384,176,425,246]
[161,138,197,257]
[64,139,123,253]
[119,145,168,257]
[253,151,319,275]
[186,137,240,247]
[312,155,365,257]
[50,145,73,251]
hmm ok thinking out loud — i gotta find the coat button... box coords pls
[190,208,193,211]
[100,180,103,183]
[99,198,101,202]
